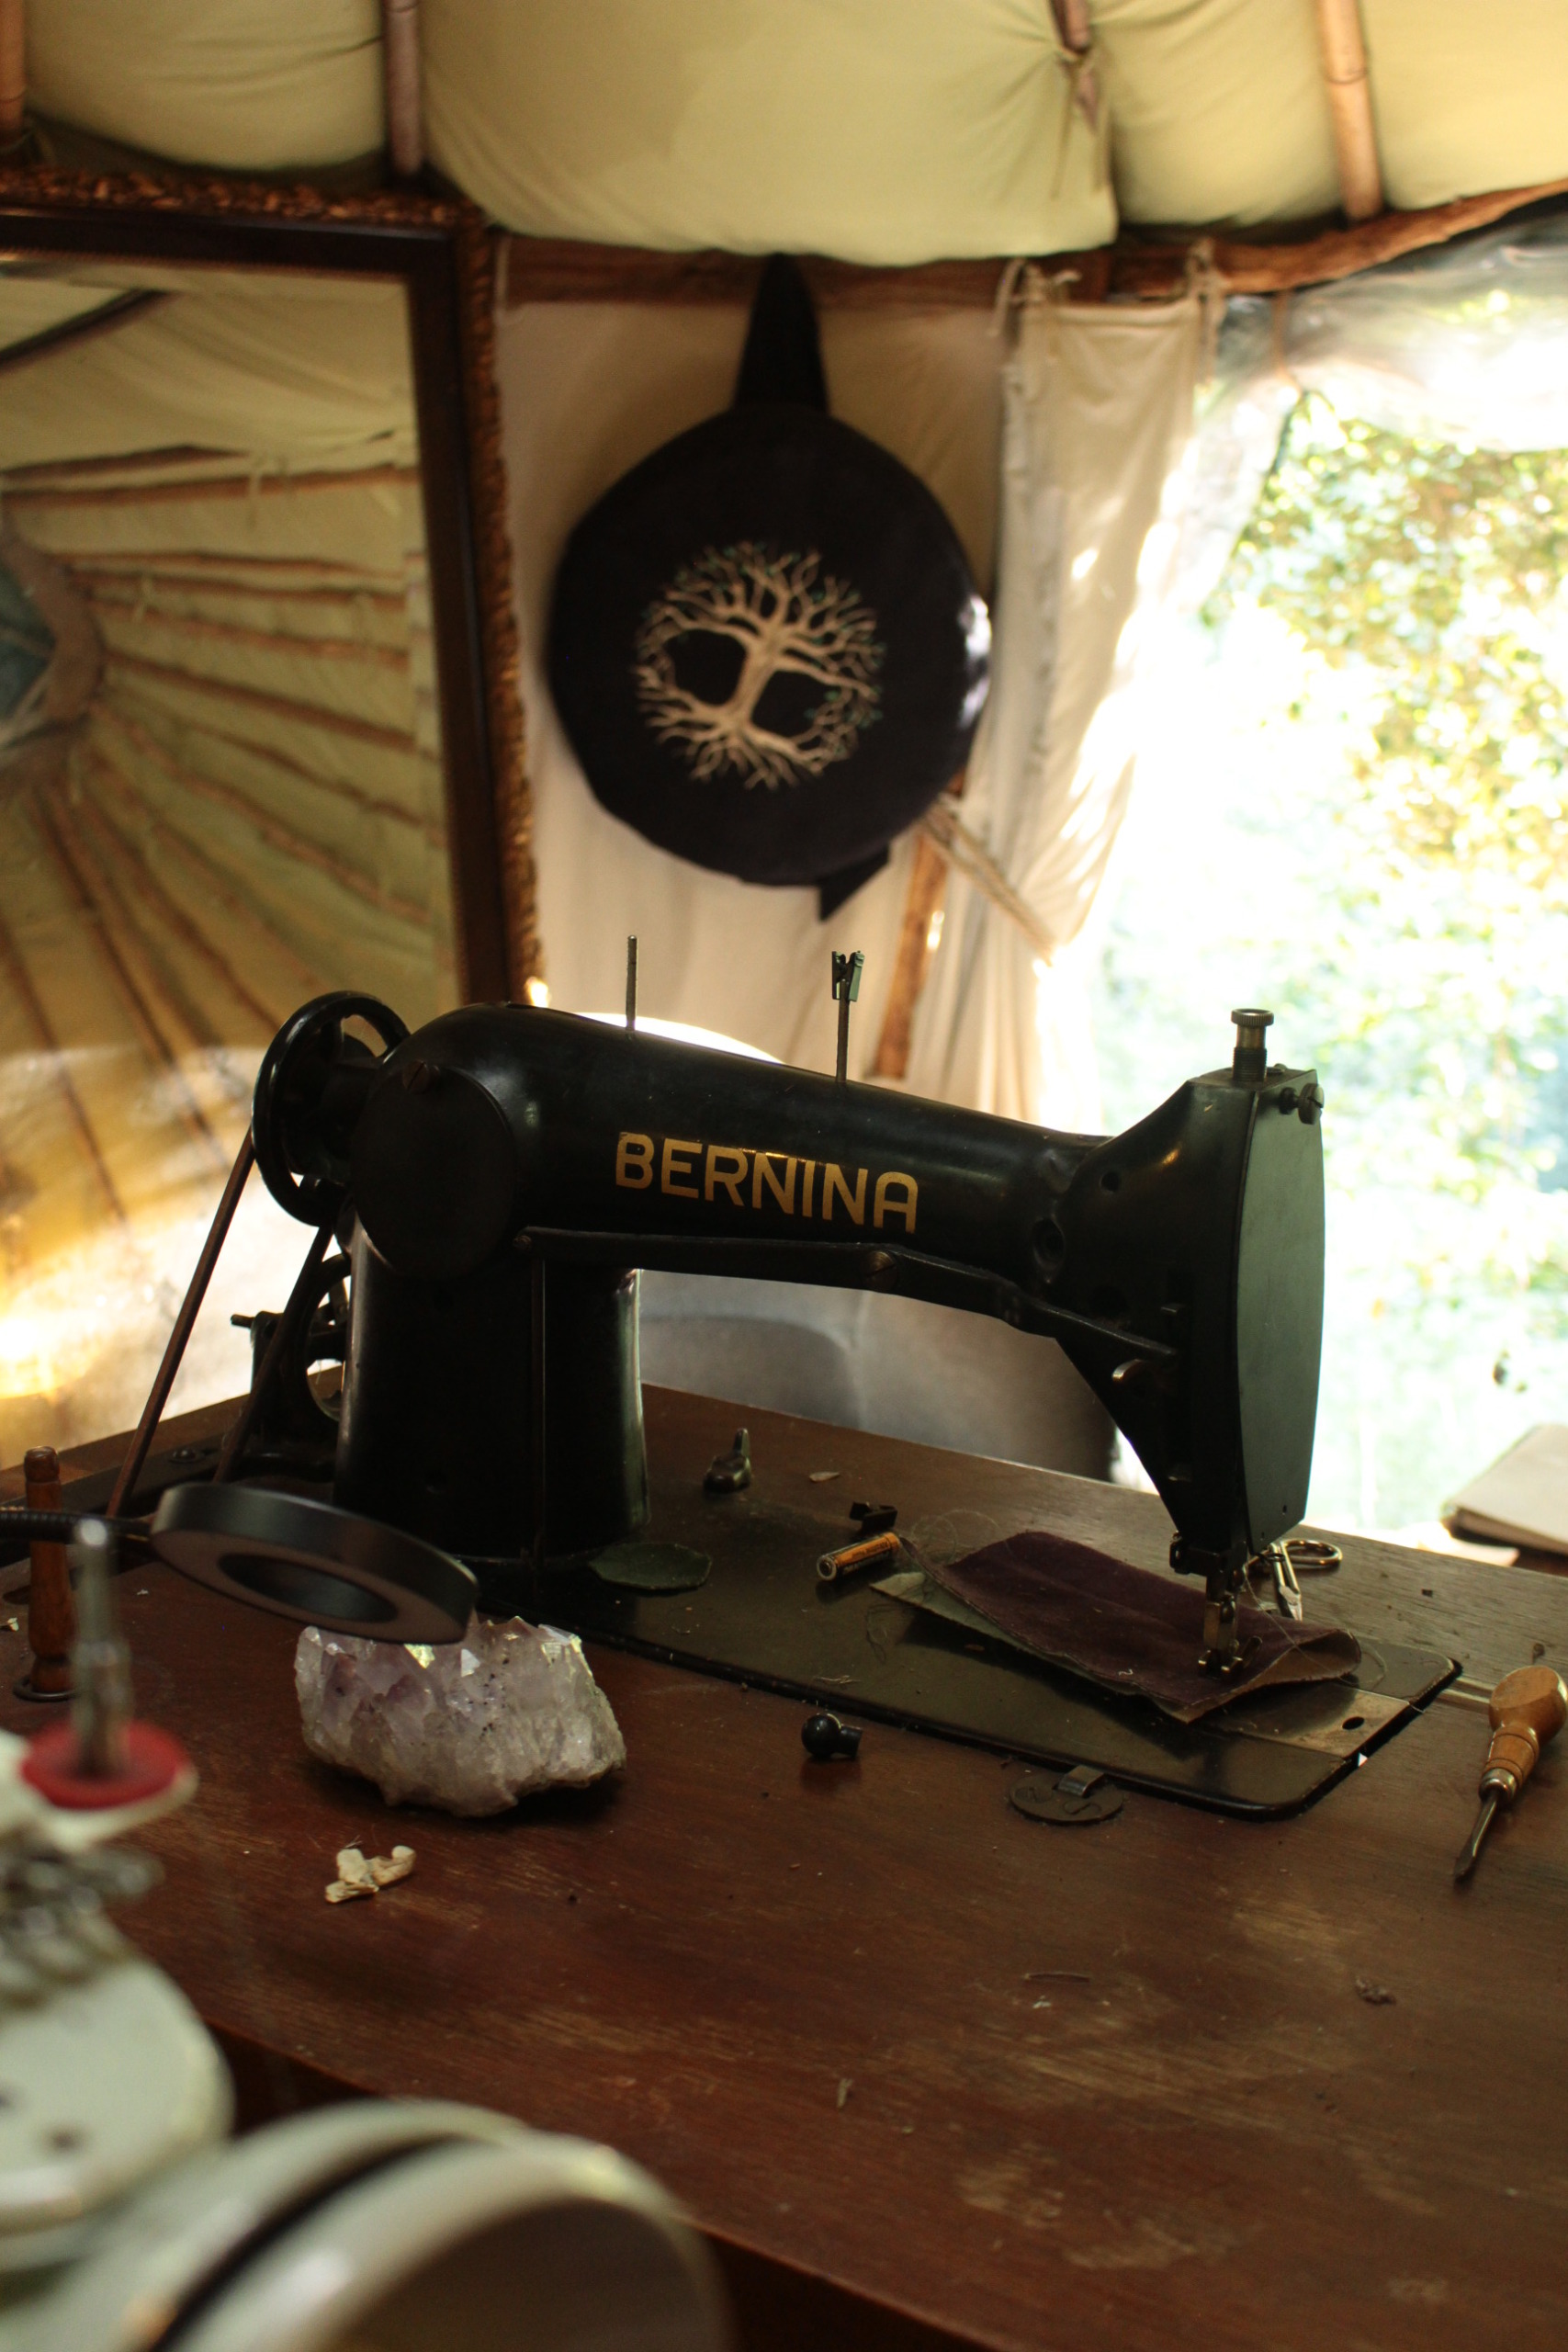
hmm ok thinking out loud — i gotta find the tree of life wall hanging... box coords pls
[547,258,990,915]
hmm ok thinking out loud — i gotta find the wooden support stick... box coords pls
[86,594,411,670]
[16,1449,74,1702]
[0,0,25,144]
[383,0,423,178]
[75,786,276,1040]
[87,747,323,1000]
[5,462,419,513]
[31,794,233,1172]
[99,706,435,926]
[102,695,444,846]
[1314,0,1383,222]
[873,830,950,1082]
[107,1128,255,1520]
[71,564,405,612]
[505,178,1568,312]
[105,648,417,753]
[0,897,127,1225]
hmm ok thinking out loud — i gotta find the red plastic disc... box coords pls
[20,1720,191,1811]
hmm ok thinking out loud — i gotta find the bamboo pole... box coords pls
[0,897,127,1227]
[102,695,443,846]
[0,0,25,145]
[29,795,232,1173]
[76,783,277,1041]
[86,592,411,670]
[383,0,423,178]
[1314,0,1382,222]
[100,704,434,928]
[64,788,232,1059]
[56,550,405,586]
[4,463,419,513]
[71,563,405,613]
[105,649,417,752]
[88,745,323,1001]
[872,831,950,1082]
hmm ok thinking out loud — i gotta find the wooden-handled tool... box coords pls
[1453,1665,1568,1883]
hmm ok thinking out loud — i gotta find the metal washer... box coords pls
[150,1485,476,1645]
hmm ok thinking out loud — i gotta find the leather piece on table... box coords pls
[919,1529,1360,1723]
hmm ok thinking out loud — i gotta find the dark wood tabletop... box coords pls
[6,1386,1568,2352]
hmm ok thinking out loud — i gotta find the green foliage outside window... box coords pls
[1096,393,1568,1527]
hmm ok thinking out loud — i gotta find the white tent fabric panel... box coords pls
[423,0,1112,266]
[27,0,385,171]
[1094,0,1340,229]
[1362,0,1568,213]
[496,299,1003,1069]
[904,283,1204,1127]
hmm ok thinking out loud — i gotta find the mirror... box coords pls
[0,177,527,1464]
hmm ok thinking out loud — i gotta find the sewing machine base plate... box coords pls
[488,1492,1456,1819]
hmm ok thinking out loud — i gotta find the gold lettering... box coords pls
[615,1132,655,1190]
[822,1163,867,1225]
[752,1150,797,1215]
[660,1137,701,1199]
[801,1159,817,1218]
[874,1170,918,1233]
[705,1144,749,1206]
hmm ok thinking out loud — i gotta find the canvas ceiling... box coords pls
[26,1,1568,260]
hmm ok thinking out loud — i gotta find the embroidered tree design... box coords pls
[633,542,884,789]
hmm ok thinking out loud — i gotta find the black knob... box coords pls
[1230,1007,1274,1085]
[802,1712,863,1762]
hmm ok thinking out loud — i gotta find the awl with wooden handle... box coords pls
[1453,1664,1567,1883]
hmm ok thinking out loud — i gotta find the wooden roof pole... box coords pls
[0,0,23,146]
[383,0,423,179]
[1314,0,1383,221]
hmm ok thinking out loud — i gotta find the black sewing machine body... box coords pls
[256,1000,1325,1633]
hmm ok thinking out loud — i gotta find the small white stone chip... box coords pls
[325,1880,374,1905]
[370,1846,415,1888]
[335,1846,375,1890]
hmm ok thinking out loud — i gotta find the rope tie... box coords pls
[1182,235,1227,386]
[919,798,1057,964]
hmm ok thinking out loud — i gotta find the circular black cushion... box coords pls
[548,405,989,888]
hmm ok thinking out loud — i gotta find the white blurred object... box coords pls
[581,1012,775,1061]
[19,2100,726,2352]
[640,1274,1112,1482]
[0,1681,720,2352]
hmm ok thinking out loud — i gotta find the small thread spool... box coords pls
[17,1446,73,1702]
[816,1531,901,1586]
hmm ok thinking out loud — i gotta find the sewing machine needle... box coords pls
[1453,1791,1500,1883]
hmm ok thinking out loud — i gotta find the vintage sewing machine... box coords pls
[178,990,1326,1675]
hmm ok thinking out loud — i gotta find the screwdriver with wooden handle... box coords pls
[1453,1665,1568,1883]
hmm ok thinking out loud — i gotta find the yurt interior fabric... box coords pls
[3,0,1567,1473]
[0,261,454,1457]
[24,1,1567,247]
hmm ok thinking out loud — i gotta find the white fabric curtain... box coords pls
[903,277,1206,1128]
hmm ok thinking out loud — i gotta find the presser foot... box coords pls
[1172,1539,1256,1675]
[1198,1590,1258,1676]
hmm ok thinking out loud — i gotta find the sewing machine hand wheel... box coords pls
[253,991,409,1227]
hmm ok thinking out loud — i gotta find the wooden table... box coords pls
[6,1387,1568,2352]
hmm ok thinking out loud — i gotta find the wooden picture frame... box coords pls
[0,166,535,999]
